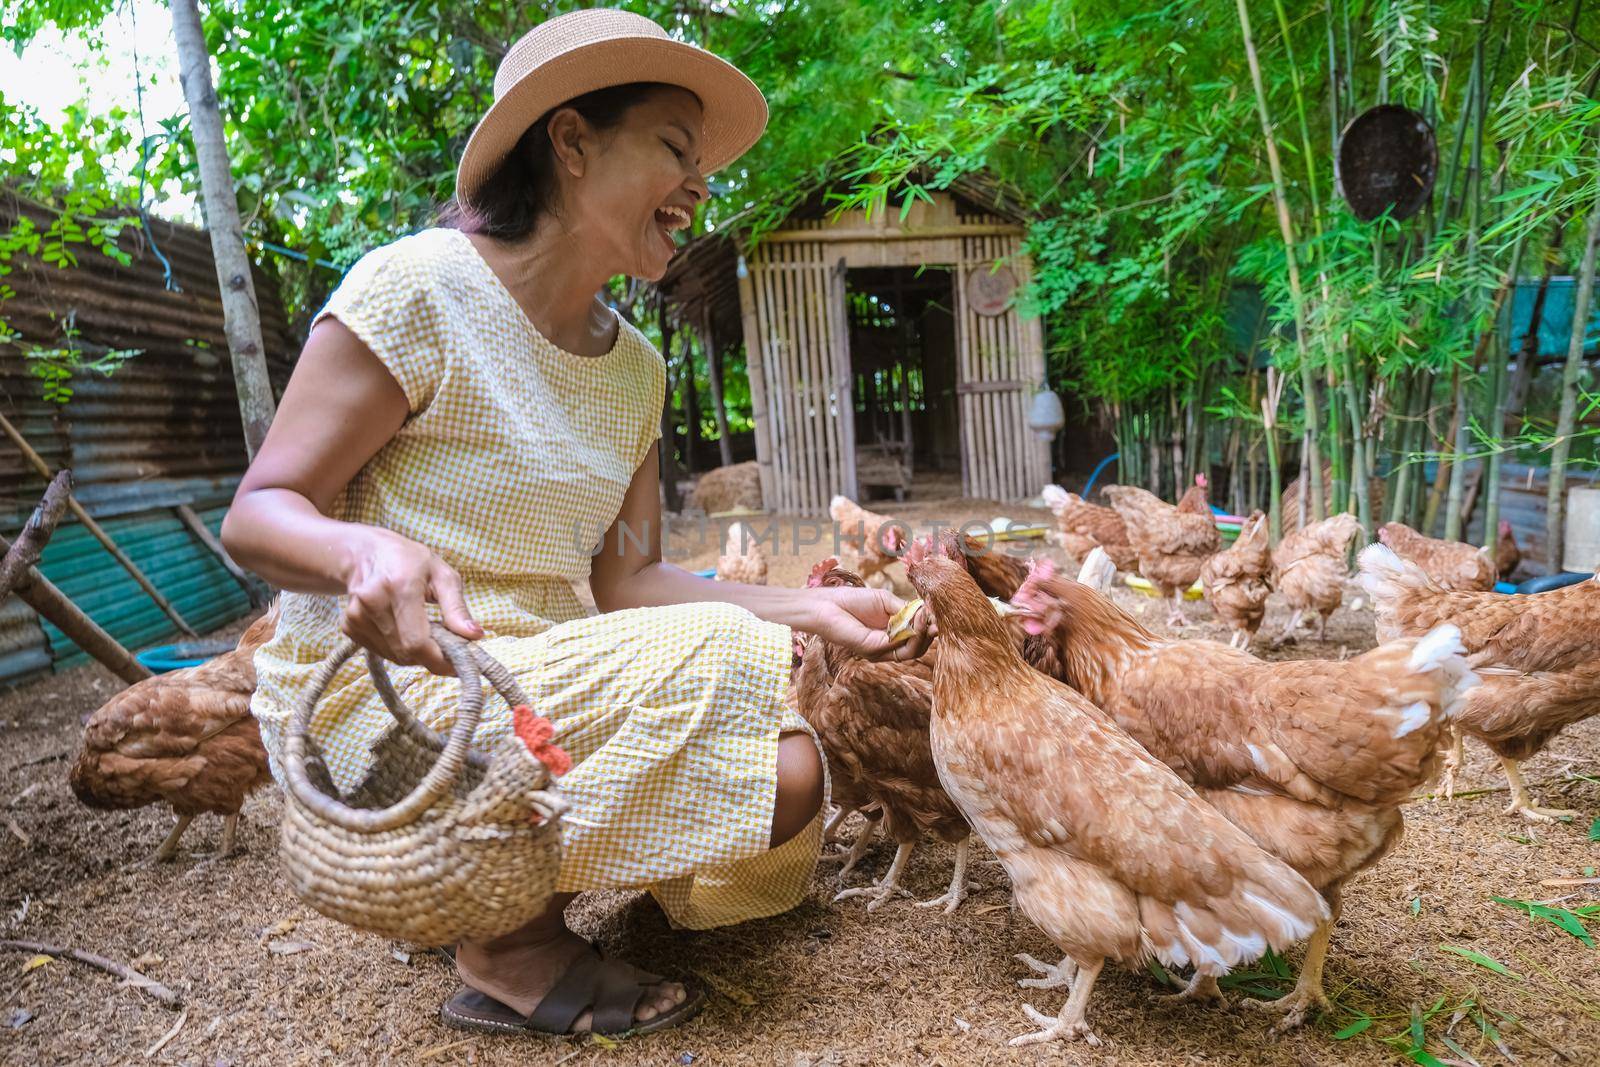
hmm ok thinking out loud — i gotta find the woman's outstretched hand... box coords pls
[340,529,485,675]
[804,584,935,662]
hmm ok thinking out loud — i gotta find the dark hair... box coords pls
[441,82,682,240]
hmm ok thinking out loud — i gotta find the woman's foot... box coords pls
[454,926,689,1033]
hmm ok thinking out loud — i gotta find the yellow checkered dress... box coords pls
[250,228,821,930]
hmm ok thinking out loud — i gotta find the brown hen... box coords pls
[70,604,279,862]
[1377,521,1495,592]
[1199,511,1272,650]
[1494,520,1522,583]
[714,520,768,585]
[1009,563,1475,1028]
[1271,513,1362,643]
[791,559,972,913]
[829,494,907,587]
[1360,543,1600,822]
[1102,481,1221,627]
[1039,485,1139,572]
[910,552,1327,1046]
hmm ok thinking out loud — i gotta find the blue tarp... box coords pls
[1226,278,1600,361]
[1507,276,1600,359]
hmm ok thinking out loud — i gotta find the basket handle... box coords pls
[282,623,532,833]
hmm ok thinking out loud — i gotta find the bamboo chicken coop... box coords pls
[657,181,1052,514]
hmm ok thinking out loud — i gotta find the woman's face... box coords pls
[548,87,710,281]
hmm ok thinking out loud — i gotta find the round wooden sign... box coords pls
[966,264,1018,317]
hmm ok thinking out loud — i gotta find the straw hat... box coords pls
[455,9,768,206]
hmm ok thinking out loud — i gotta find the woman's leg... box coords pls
[455,729,821,1028]
[770,730,825,849]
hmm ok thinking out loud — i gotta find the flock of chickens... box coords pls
[62,480,1596,1049]
[788,486,1596,1045]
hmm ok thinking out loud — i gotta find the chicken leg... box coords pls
[818,816,878,879]
[1274,609,1305,647]
[833,840,913,912]
[1011,957,1103,1047]
[151,813,194,863]
[218,812,242,857]
[1015,952,1077,990]
[1157,972,1226,1006]
[1243,917,1333,1031]
[1500,757,1578,823]
[1166,591,1188,629]
[820,805,855,846]
[1440,727,1465,800]
[914,837,971,914]
[1242,888,1339,1031]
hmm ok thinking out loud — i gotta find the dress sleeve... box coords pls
[311,239,445,415]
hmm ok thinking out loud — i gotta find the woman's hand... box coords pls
[802,585,934,662]
[340,529,484,675]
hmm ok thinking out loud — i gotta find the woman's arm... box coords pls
[588,444,930,660]
[220,320,481,674]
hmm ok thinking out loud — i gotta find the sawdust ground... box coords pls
[2,493,1597,1066]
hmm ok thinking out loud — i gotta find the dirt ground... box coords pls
[3,493,1597,1067]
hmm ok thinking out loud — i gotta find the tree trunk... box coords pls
[170,0,275,460]
[700,311,734,467]
[1546,181,1600,572]
[681,332,699,476]
[658,306,683,513]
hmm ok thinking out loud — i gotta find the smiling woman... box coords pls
[220,6,932,1046]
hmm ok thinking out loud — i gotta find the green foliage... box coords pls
[12,0,1600,517]
[1492,896,1600,948]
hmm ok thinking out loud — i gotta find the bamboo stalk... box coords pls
[1446,19,1491,543]
[1236,0,1324,524]
[1424,367,1460,535]
[0,411,197,637]
[1546,155,1600,572]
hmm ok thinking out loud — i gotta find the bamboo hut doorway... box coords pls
[659,182,1052,514]
[845,267,960,501]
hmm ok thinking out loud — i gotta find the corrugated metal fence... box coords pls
[2,190,294,685]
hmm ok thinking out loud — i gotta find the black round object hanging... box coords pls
[1337,104,1438,222]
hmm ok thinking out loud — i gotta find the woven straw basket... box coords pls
[279,624,568,946]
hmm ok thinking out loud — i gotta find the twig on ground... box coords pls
[0,940,182,1007]
[8,750,69,771]
[144,1009,187,1058]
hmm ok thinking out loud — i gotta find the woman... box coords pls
[224,8,929,1041]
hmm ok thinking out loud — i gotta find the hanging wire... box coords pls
[126,0,177,291]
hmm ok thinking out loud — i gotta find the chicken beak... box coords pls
[886,599,924,645]
[885,596,1013,645]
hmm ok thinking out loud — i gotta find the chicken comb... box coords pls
[902,535,932,568]
[806,557,840,587]
[512,705,572,777]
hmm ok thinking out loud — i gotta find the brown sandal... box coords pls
[440,946,704,1038]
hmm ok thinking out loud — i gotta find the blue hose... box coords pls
[1082,452,1120,498]
[1514,571,1593,595]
